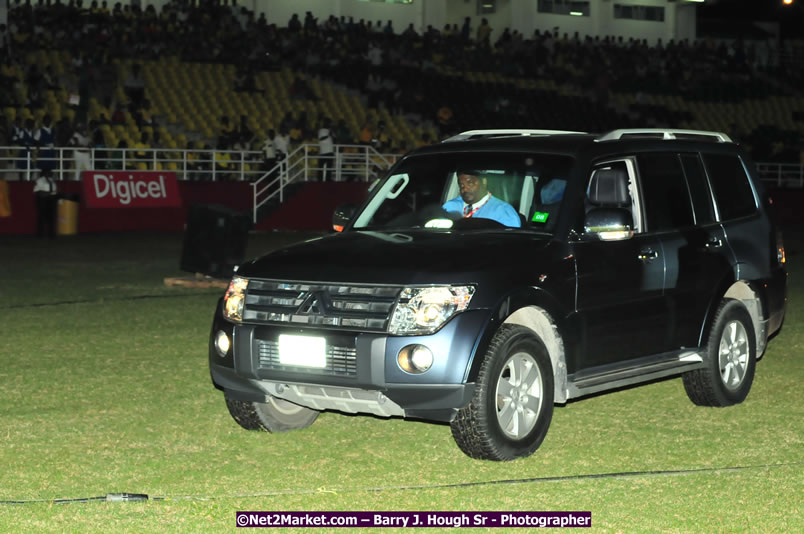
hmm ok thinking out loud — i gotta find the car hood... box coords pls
[237,230,553,285]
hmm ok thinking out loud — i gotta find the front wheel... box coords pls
[682,299,757,407]
[225,394,319,432]
[450,325,554,461]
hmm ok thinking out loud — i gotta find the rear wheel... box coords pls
[450,325,554,461]
[683,299,757,407]
[225,394,319,432]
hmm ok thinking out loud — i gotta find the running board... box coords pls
[567,350,705,399]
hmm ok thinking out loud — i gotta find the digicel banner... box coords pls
[82,171,182,208]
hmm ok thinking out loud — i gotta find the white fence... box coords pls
[251,144,400,223]
[0,143,401,184]
[0,146,266,182]
[756,162,804,189]
[0,143,402,224]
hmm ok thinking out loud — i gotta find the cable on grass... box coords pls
[0,493,160,505]
[8,292,221,309]
[1,462,800,505]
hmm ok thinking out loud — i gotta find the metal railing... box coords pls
[251,144,400,223]
[0,143,401,223]
[0,143,400,186]
[756,162,804,189]
[0,145,269,182]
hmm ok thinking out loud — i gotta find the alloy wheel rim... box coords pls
[718,320,749,391]
[495,351,543,439]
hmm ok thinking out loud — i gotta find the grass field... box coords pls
[0,229,801,533]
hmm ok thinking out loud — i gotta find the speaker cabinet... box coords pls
[180,204,251,278]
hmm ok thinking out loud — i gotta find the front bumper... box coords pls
[209,303,488,423]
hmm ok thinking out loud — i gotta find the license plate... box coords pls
[278,335,326,368]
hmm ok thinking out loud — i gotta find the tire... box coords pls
[682,299,757,407]
[225,394,319,432]
[450,324,554,461]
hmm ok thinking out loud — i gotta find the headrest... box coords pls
[540,179,566,204]
[588,168,630,207]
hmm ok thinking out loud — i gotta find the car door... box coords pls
[652,153,734,349]
[572,158,670,369]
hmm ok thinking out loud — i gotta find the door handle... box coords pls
[638,249,659,262]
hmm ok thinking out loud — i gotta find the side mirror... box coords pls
[332,203,356,232]
[583,208,634,241]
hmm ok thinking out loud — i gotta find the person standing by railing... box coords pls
[318,117,334,181]
[261,129,276,177]
[69,122,91,180]
[14,118,36,181]
[273,127,290,180]
[9,116,27,180]
[34,114,56,177]
[274,128,290,160]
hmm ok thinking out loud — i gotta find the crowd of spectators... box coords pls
[2,0,803,166]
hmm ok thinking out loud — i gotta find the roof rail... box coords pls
[596,129,733,143]
[443,129,586,142]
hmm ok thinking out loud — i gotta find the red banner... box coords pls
[82,171,182,208]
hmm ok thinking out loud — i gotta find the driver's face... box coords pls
[458,173,487,204]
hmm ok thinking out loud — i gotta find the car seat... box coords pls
[530,178,567,231]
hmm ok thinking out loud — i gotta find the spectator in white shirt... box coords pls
[262,129,277,176]
[273,128,290,162]
[318,118,335,181]
[70,123,92,180]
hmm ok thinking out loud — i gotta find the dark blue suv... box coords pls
[209,129,787,461]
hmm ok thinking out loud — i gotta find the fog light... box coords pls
[398,344,433,374]
[214,330,231,357]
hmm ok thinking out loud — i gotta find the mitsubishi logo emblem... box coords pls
[297,291,330,315]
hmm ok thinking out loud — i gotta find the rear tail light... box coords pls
[776,231,786,265]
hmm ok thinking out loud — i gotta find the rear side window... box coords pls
[702,154,757,220]
[637,153,695,232]
[680,154,716,225]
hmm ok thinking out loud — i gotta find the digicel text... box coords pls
[93,173,167,205]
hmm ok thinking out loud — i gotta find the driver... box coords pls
[442,170,521,227]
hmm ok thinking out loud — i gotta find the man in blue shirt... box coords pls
[442,170,521,227]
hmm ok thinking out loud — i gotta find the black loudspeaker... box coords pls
[180,204,251,278]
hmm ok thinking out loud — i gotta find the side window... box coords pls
[680,153,716,225]
[636,153,695,232]
[585,159,643,232]
[702,153,757,220]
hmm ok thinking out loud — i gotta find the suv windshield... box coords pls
[352,152,574,232]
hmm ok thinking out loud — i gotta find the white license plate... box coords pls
[278,335,326,368]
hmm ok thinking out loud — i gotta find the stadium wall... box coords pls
[0,181,372,235]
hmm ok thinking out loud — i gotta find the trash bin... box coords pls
[57,199,79,235]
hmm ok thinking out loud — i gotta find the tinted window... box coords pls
[353,153,573,232]
[680,154,715,224]
[637,153,694,232]
[702,154,757,220]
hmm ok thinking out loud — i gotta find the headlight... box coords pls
[388,286,475,335]
[223,276,248,322]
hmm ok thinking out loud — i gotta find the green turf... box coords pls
[0,229,801,533]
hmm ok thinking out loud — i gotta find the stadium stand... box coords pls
[1,0,803,175]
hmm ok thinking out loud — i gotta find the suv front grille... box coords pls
[243,280,402,332]
[257,339,357,377]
